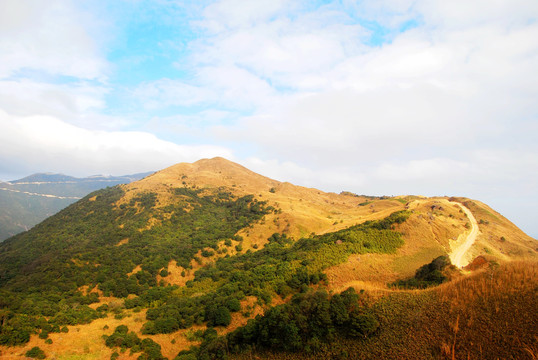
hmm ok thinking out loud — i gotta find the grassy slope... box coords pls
[2,262,536,360]
[325,196,538,292]
[1,158,536,359]
[240,260,538,360]
[119,158,407,247]
[456,198,538,261]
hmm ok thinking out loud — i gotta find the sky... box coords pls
[0,0,537,238]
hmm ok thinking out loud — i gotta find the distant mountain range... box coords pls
[0,172,152,241]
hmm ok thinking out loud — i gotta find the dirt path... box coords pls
[408,198,480,268]
[449,201,479,268]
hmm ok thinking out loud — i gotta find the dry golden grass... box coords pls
[325,194,538,295]
[456,198,538,262]
[325,198,466,290]
[221,296,265,335]
[437,260,538,309]
[109,159,538,274]
[325,253,399,291]
[0,313,138,359]
[115,238,129,246]
[157,260,194,287]
[433,260,538,360]
[127,265,142,277]
[220,295,288,336]
[116,157,407,249]
[0,308,207,359]
[4,158,537,359]
[118,159,538,285]
[239,260,538,360]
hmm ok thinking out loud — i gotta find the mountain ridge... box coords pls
[8,171,153,184]
[0,157,536,360]
[118,157,537,267]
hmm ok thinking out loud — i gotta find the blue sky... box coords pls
[0,0,537,238]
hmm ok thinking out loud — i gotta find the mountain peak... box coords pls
[191,157,256,175]
[130,157,280,195]
[194,156,234,165]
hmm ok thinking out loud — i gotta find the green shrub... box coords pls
[226,298,241,312]
[25,346,46,359]
[104,325,166,360]
[390,256,453,289]
[201,249,214,258]
[347,311,379,338]
[175,352,197,360]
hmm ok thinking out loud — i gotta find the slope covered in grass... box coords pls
[0,158,536,360]
[234,260,537,360]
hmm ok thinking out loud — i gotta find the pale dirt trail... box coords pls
[449,201,479,268]
[407,198,479,268]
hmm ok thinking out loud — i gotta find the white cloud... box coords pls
[243,157,366,191]
[166,0,538,236]
[2,0,537,236]
[0,79,106,118]
[192,6,367,91]
[0,110,232,178]
[199,0,292,31]
[373,158,469,182]
[135,66,278,112]
[0,0,117,132]
[415,0,538,28]
[133,78,214,109]
[194,0,537,168]
[0,0,108,80]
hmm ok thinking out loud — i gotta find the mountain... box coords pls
[0,157,536,360]
[0,172,152,241]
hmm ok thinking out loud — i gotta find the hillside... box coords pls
[0,157,536,360]
[0,172,152,241]
[237,260,538,360]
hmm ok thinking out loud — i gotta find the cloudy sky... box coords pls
[1,0,537,237]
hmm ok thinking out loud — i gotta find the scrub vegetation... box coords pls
[0,185,271,346]
[0,182,410,359]
[0,159,536,360]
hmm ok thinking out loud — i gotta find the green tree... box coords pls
[213,307,231,327]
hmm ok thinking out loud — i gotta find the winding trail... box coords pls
[449,201,479,268]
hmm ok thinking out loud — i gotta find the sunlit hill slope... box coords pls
[0,157,536,360]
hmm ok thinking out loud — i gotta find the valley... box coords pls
[0,172,152,241]
[0,186,82,200]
